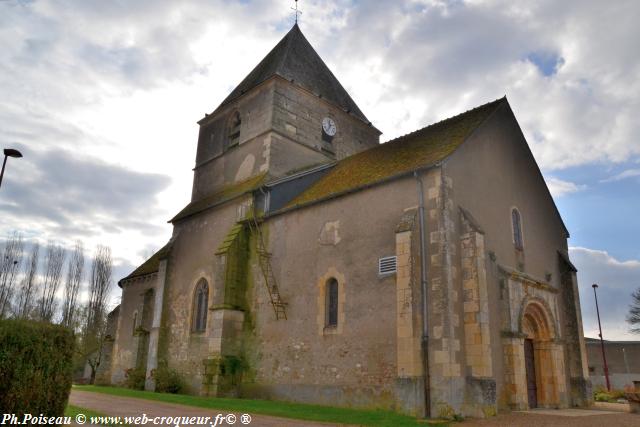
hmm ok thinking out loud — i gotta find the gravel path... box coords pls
[460,408,639,427]
[69,389,639,427]
[69,390,350,427]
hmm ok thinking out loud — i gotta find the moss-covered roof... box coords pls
[216,223,244,255]
[285,98,505,209]
[170,173,267,223]
[119,242,172,286]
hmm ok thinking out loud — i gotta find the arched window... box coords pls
[512,208,524,250]
[325,278,339,327]
[192,279,209,332]
[226,111,241,149]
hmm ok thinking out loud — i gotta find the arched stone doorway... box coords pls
[520,299,566,409]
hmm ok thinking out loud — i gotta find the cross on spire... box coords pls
[291,0,302,24]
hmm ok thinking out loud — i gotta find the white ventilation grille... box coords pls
[378,256,397,275]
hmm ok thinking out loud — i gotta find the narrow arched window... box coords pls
[512,208,524,250]
[326,278,339,327]
[193,279,209,332]
[226,111,241,149]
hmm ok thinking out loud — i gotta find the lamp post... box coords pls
[0,148,23,189]
[592,283,611,391]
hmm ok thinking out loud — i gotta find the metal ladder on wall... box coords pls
[247,214,287,320]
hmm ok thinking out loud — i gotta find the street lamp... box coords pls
[592,283,611,391]
[0,148,23,189]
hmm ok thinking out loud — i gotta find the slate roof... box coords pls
[119,242,172,286]
[285,97,506,209]
[170,173,267,223]
[214,24,370,123]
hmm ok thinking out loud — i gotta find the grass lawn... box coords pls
[66,405,107,418]
[74,385,449,427]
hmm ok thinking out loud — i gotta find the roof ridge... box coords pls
[384,97,506,146]
[118,241,173,286]
[281,97,508,210]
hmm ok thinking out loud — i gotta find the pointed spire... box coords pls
[215,24,369,123]
[291,0,302,24]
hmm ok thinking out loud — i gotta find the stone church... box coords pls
[102,24,592,417]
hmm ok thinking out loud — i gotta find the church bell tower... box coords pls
[190,24,381,202]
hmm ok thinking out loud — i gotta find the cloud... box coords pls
[0,142,171,240]
[600,168,640,183]
[1,0,639,289]
[312,1,640,169]
[545,176,585,197]
[570,246,640,340]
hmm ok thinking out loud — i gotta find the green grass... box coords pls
[74,385,448,427]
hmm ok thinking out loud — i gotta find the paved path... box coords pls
[461,407,639,427]
[69,390,350,427]
[69,390,640,427]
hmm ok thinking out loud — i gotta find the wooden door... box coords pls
[524,338,537,408]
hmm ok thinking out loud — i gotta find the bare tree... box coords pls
[38,241,66,322]
[15,242,39,319]
[628,287,640,334]
[0,233,24,318]
[79,244,113,384]
[61,241,84,329]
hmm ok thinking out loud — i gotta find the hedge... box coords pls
[0,319,74,416]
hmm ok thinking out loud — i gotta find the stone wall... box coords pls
[95,306,120,384]
[191,77,380,201]
[271,78,379,160]
[423,167,465,418]
[242,173,434,413]
[586,340,640,391]
[394,208,426,416]
[160,199,245,394]
[442,102,589,411]
[195,80,275,174]
[110,273,158,385]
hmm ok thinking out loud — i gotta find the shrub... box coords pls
[153,364,184,394]
[0,319,74,416]
[594,388,628,402]
[124,367,146,390]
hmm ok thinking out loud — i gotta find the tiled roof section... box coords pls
[285,98,506,209]
[170,173,267,223]
[215,24,369,123]
[119,242,172,285]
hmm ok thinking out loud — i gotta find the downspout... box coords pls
[414,170,431,418]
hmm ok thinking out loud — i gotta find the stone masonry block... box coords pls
[434,350,448,364]
[433,325,443,339]
[464,301,479,313]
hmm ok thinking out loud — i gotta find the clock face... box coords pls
[322,117,337,137]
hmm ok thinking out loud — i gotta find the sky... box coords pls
[0,0,638,339]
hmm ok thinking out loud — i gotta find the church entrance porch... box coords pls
[502,298,567,410]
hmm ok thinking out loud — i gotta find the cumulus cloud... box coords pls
[600,168,640,183]
[0,142,170,235]
[1,0,639,283]
[545,176,585,197]
[570,247,640,340]
[312,0,640,170]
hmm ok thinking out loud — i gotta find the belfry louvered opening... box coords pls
[378,256,397,275]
